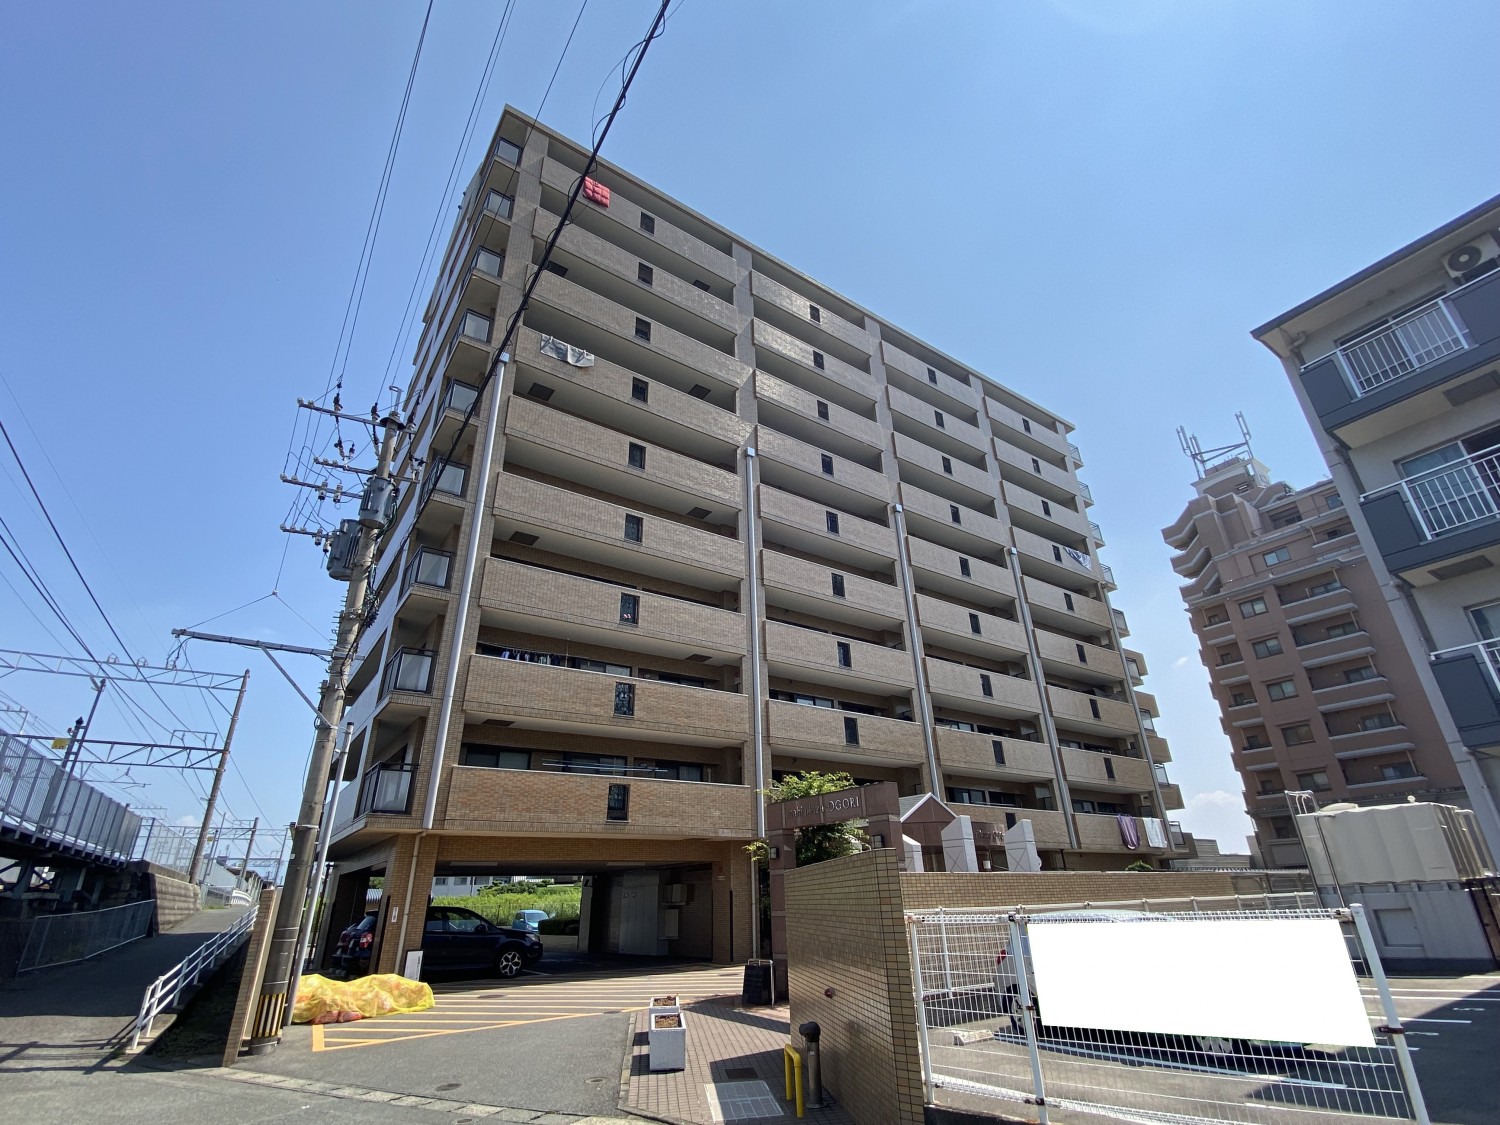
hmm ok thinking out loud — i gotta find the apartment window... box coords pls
[462,746,529,770]
[544,262,568,278]
[1266,678,1298,701]
[1326,492,1345,509]
[1360,712,1398,731]
[934,410,946,429]
[459,310,492,343]
[817,400,829,421]
[1258,778,1279,795]
[474,247,504,276]
[969,613,982,635]
[980,674,994,698]
[1218,648,1239,665]
[1022,418,1033,434]
[1326,526,1350,540]
[809,304,821,323]
[941,455,953,475]
[836,641,852,668]
[634,317,652,341]
[927,366,937,384]
[1041,500,1052,517]
[958,556,971,578]
[1031,457,1042,473]
[1104,757,1115,780]
[1064,592,1075,611]
[950,504,962,524]
[1296,770,1331,792]
[1307,579,1343,598]
[1281,723,1314,746]
[606,783,630,821]
[1244,735,1271,750]
[692,279,711,292]
[1325,621,1360,639]
[1270,507,1303,528]
[813,350,826,370]
[1239,597,1269,618]
[1344,665,1378,683]
[1263,547,1291,567]
[624,514,644,543]
[631,377,649,403]
[1230,690,1254,707]
[1052,545,1063,562]
[1251,637,1284,659]
[831,573,846,598]
[825,511,840,535]
[1205,611,1225,625]
[1380,762,1419,781]
[637,262,654,286]
[821,453,835,476]
[619,593,640,625]
[627,442,647,471]
[1274,821,1296,839]
[495,137,522,164]
[1075,643,1087,663]
[484,190,514,218]
[639,212,656,234]
[843,716,860,746]
[613,683,636,717]
[992,740,1006,766]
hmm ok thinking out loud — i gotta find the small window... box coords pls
[1031,457,1042,474]
[1326,621,1360,638]
[544,262,568,278]
[821,453,835,476]
[1052,545,1063,562]
[628,442,646,470]
[958,557,971,578]
[1263,547,1291,567]
[831,573,846,598]
[1359,712,1398,731]
[836,641,852,668]
[1041,500,1051,517]
[969,613,982,635]
[1281,723,1314,745]
[979,674,994,698]
[1075,643,1087,663]
[1252,637,1284,659]
[1218,648,1240,665]
[1063,592,1075,611]
[495,137,522,165]
[927,366,937,384]
[1326,493,1345,510]
[809,304,821,323]
[639,212,656,234]
[1296,770,1331,792]
[812,350,826,370]
[613,683,636,717]
[934,410,946,430]
[1240,597,1268,618]
[1344,665,1378,683]
[826,511,840,535]
[843,716,859,746]
[1270,507,1303,528]
[991,740,1006,766]
[1258,778,1279,795]
[1266,678,1298,701]
[1104,758,1115,780]
[631,377,649,403]
[1205,611,1225,625]
[1380,762,1418,780]
[1230,691,1254,707]
[619,593,640,625]
[474,247,504,276]
[634,317,652,341]
[817,400,829,421]
[624,514,644,543]
[607,783,630,820]
[950,504,962,524]
[637,262,654,286]
[1307,579,1343,597]
[1326,526,1349,540]
[1022,418,1032,434]
[485,190,514,218]
[941,456,953,475]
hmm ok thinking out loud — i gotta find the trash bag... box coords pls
[291,973,435,1024]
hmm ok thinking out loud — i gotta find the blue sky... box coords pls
[2,1,1497,852]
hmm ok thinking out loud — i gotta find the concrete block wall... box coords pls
[149,868,203,932]
[898,869,1239,912]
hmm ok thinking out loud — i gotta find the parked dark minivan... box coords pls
[332,906,542,978]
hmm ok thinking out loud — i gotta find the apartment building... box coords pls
[320,108,1181,973]
[1164,453,1462,866]
[1252,194,1500,858]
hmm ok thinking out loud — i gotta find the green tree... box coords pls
[748,770,867,867]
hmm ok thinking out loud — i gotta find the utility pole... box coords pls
[237,817,259,895]
[40,676,105,833]
[294,722,350,980]
[189,670,250,884]
[251,412,402,1052]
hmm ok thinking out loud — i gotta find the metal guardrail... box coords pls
[1363,444,1500,539]
[1336,299,1466,394]
[130,904,258,1051]
[132,817,197,876]
[17,900,155,974]
[1,731,142,862]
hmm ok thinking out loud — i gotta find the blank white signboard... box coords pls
[1026,917,1375,1047]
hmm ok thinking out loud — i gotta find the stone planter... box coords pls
[648,1010,686,1072]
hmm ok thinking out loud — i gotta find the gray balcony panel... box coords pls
[1362,490,1500,575]
[1431,650,1500,750]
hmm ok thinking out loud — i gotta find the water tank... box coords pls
[325,520,362,581]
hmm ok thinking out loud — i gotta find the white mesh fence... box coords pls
[907,900,1428,1125]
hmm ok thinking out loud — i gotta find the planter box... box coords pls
[649,1010,686,1072]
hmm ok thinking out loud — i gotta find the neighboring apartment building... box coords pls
[1164,453,1463,866]
[1252,194,1500,858]
[320,108,1182,973]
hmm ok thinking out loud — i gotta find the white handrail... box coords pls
[130,904,258,1051]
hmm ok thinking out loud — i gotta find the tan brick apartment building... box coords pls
[1164,455,1461,866]
[320,108,1183,972]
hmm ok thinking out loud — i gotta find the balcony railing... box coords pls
[382,648,435,695]
[1432,638,1500,695]
[1317,297,1468,395]
[401,546,453,595]
[1364,444,1500,539]
[1068,442,1082,462]
[1111,607,1128,634]
[1089,520,1103,543]
[357,761,414,816]
[1100,562,1116,588]
[420,458,468,503]
[443,380,479,415]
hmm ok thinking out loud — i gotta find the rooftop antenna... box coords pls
[1177,412,1255,479]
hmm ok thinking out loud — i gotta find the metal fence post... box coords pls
[937,905,953,994]
[906,916,935,1103]
[1007,915,1048,1125]
[1349,904,1431,1125]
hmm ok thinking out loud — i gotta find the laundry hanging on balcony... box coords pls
[1143,818,1167,849]
[1063,546,1094,571]
[1117,814,1140,850]
[582,177,611,207]
[539,334,595,368]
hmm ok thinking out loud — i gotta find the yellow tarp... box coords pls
[291,973,435,1024]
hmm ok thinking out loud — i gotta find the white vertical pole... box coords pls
[1008,915,1049,1124]
[906,916,935,1103]
[1350,904,1431,1125]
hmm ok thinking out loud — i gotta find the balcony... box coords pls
[402,546,453,598]
[762,550,905,628]
[935,727,1055,780]
[1158,782,1185,811]
[1061,747,1152,792]
[751,271,873,356]
[983,396,1072,460]
[763,621,914,693]
[924,657,1041,717]
[756,428,889,516]
[1073,811,1165,853]
[892,433,994,508]
[1033,628,1126,685]
[879,341,980,413]
[754,371,885,457]
[1321,297,1470,397]
[915,594,1030,660]
[1430,640,1500,752]
[888,386,987,456]
[357,760,415,816]
[993,439,1088,507]
[1005,480,1092,542]
[463,654,748,745]
[757,485,896,570]
[444,766,755,838]
[1047,685,1139,736]
[906,537,1016,602]
[753,319,879,406]
[1012,526,1105,592]
[421,458,468,505]
[1022,575,1112,632]
[899,484,1007,556]
[1360,444,1500,578]
[766,701,924,768]
[382,647,435,697]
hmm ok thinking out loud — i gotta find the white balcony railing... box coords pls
[1432,638,1500,695]
[1365,444,1500,539]
[1321,297,1468,395]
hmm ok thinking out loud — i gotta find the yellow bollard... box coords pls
[783,1043,805,1117]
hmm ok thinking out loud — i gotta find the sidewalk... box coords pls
[0,905,250,1073]
[622,996,855,1125]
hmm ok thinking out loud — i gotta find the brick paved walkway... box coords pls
[621,994,855,1125]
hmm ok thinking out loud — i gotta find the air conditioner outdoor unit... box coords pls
[1444,233,1500,280]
